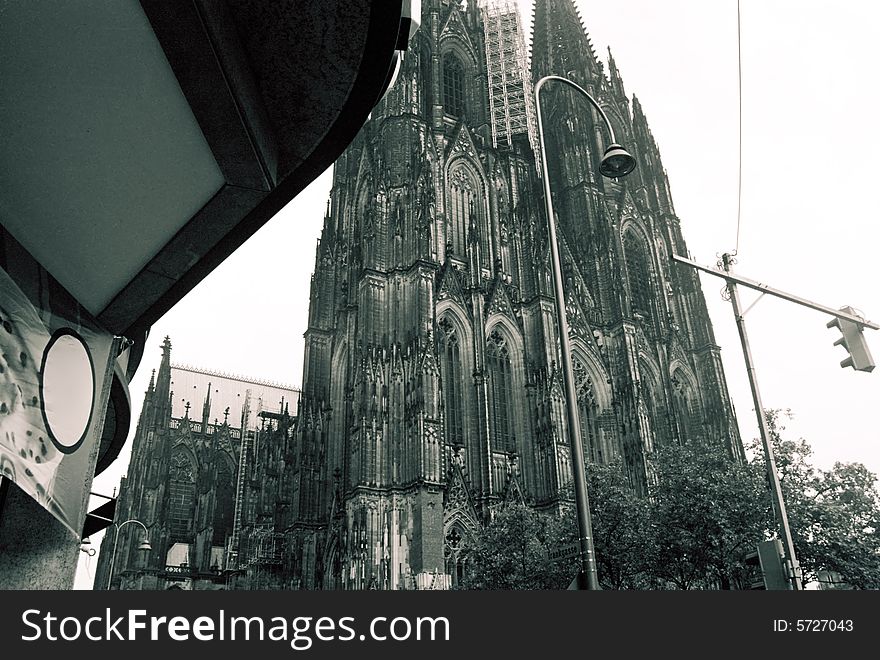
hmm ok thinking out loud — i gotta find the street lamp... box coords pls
[534,75,637,590]
[79,536,96,557]
[106,519,152,590]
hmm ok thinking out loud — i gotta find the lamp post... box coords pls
[534,75,637,590]
[106,519,152,590]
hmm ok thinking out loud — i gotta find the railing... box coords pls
[168,418,241,438]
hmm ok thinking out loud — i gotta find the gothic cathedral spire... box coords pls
[531,0,603,85]
[287,0,743,590]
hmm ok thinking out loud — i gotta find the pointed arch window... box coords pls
[169,451,196,542]
[447,165,480,256]
[212,458,235,546]
[486,330,515,452]
[443,54,465,118]
[638,363,660,451]
[573,358,602,463]
[671,372,699,443]
[445,525,469,588]
[438,317,465,447]
[623,232,653,318]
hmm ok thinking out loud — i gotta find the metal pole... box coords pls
[107,524,120,590]
[535,76,601,590]
[673,254,879,329]
[722,253,802,590]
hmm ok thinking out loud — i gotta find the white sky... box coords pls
[75,0,880,588]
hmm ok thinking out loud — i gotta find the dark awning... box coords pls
[0,0,408,341]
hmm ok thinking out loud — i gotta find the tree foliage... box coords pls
[757,410,880,589]
[460,462,655,589]
[460,410,880,589]
[648,440,768,589]
[458,503,572,589]
[584,460,654,589]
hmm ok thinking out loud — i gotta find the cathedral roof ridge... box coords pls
[170,363,301,392]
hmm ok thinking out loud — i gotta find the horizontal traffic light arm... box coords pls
[671,254,879,330]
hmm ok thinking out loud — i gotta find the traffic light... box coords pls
[744,539,790,590]
[827,306,875,372]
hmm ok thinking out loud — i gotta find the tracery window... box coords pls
[445,526,468,588]
[671,372,698,443]
[447,166,479,255]
[573,358,602,463]
[443,55,465,117]
[486,330,515,452]
[438,317,465,447]
[624,232,653,318]
[169,451,196,542]
[212,459,235,546]
[639,363,660,451]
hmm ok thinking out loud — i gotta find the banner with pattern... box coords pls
[0,266,117,536]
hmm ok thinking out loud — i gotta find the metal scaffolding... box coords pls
[481,0,540,162]
[226,389,251,569]
[240,526,285,568]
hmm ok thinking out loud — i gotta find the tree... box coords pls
[647,440,768,589]
[756,410,880,589]
[461,411,880,590]
[461,461,654,590]
[583,460,654,589]
[458,503,572,589]
[461,447,766,590]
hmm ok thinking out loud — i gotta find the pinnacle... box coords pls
[531,0,601,79]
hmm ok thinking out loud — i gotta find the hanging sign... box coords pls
[0,266,117,536]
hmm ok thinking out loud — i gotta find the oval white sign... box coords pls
[40,329,95,453]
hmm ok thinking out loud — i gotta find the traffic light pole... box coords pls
[671,255,879,331]
[720,252,802,590]
[672,251,879,589]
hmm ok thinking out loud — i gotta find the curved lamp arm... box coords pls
[535,75,636,179]
[118,518,150,535]
[533,74,636,590]
[107,519,151,589]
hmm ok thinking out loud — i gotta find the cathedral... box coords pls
[96,0,741,591]
[93,337,301,590]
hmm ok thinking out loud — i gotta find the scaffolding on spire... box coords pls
[227,388,252,570]
[481,0,540,166]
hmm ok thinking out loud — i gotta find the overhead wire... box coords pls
[734,0,743,255]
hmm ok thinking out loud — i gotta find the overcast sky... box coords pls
[76,0,880,587]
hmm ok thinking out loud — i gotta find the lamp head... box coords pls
[599,144,636,178]
[138,538,152,552]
